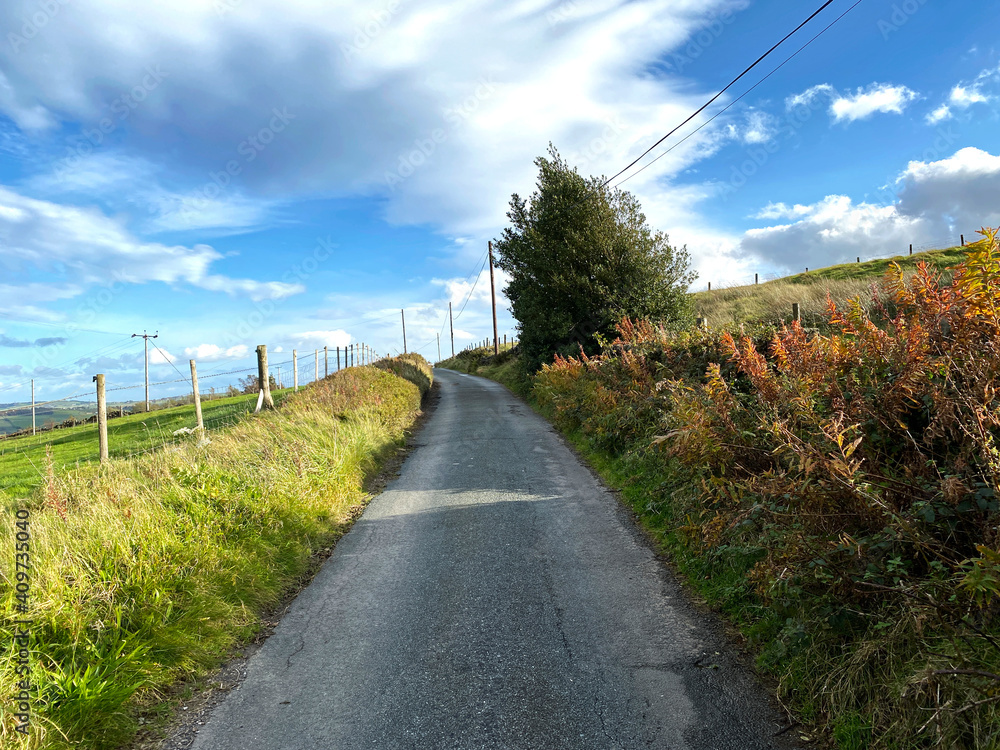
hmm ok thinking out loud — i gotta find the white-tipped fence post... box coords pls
[293,349,298,392]
[94,373,108,463]
[255,345,274,411]
[337,346,341,371]
[190,359,204,430]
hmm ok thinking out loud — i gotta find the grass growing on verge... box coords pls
[436,343,532,397]
[0,358,431,750]
[0,391,294,498]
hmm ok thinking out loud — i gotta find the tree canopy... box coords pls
[493,145,696,371]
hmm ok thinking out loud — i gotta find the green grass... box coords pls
[693,245,970,328]
[436,343,532,396]
[0,391,293,498]
[0,358,432,749]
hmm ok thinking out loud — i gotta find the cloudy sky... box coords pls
[1,0,998,404]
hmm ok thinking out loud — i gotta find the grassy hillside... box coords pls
[0,390,294,498]
[0,358,431,750]
[694,245,970,328]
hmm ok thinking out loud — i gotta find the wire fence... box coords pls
[695,235,967,293]
[0,344,383,496]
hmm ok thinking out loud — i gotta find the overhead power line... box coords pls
[600,0,841,190]
[613,0,866,191]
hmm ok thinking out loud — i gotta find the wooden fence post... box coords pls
[754,273,758,285]
[708,282,711,291]
[93,374,108,463]
[315,349,319,382]
[31,379,35,436]
[324,346,329,378]
[255,345,274,411]
[792,302,801,323]
[336,346,340,371]
[961,234,965,247]
[293,349,298,392]
[909,243,913,255]
[190,359,204,430]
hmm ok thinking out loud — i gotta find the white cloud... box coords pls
[950,84,990,108]
[292,330,353,348]
[183,343,249,361]
[785,82,918,124]
[739,147,1000,271]
[0,0,746,236]
[924,65,998,126]
[925,104,952,124]
[785,84,834,111]
[148,347,176,365]
[754,202,815,221]
[830,83,919,123]
[0,186,304,303]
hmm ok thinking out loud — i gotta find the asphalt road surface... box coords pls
[190,368,799,750]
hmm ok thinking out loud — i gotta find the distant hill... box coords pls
[692,245,970,328]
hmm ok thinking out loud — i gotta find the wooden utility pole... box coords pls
[255,344,274,411]
[190,359,204,430]
[401,309,407,354]
[449,301,454,357]
[488,241,499,355]
[131,330,158,412]
[30,379,35,436]
[93,374,108,463]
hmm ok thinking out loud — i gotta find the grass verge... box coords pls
[0,357,431,749]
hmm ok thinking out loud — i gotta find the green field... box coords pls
[0,390,292,498]
[693,244,971,327]
[0,407,95,436]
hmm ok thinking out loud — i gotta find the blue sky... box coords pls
[1,0,999,404]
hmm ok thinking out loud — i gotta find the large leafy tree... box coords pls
[494,145,696,371]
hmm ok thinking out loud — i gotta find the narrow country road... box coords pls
[189,369,799,750]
